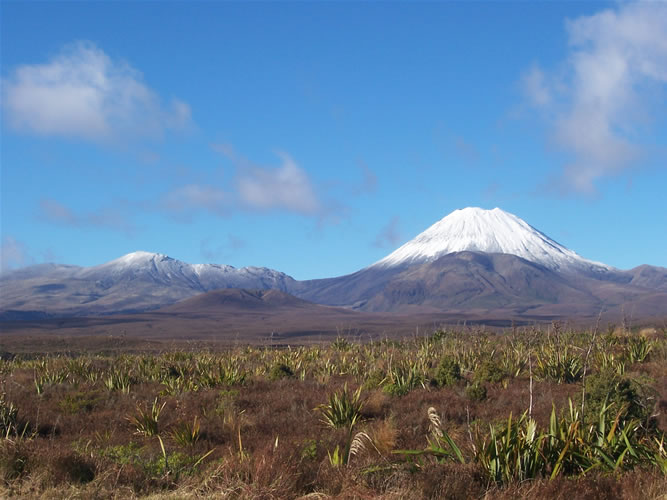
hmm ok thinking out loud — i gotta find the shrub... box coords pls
[362,369,386,390]
[474,360,507,384]
[56,453,95,484]
[583,369,654,427]
[300,439,318,461]
[58,391,102,415]
[269,363,294,380]
[214,389,239,418]
[434,356,461,387]
[0,441,29,482]
[466,382,487,402]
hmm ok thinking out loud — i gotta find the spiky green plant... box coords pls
[0,393,19,439]
[383,363,424,396]
[317,384,364,430]
[170,416,201,448]
[627,336,654,363]
[127,398,166,437]
[318,384,366,466]
[535,346,583,383]
[105,371,132,393]
[475,411,545,483]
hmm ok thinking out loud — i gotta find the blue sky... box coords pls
[1,1,666,280]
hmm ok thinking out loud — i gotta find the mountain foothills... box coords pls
[1,208,665,322]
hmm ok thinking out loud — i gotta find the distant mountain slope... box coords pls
[361,252,595,312]
[160,289,319,313]
[289,251,644,314]
[626,265,667,291]
[0,252,296,316]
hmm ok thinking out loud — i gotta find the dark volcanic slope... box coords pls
[287,267,399,308]
[627,265,667,291]
[290,252,667,319]
[0,289,420,342]
[160,288,329,313]
[362,252,594,312]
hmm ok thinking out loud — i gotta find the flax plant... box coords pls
[127,398,166,437]
[318,384,365,466]
[170,416,201,448]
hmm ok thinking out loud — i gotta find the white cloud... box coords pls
[522,65,552,108]
[522,2,667,193]
[0,236,32,272]
[2,41,191,142]
[237,152,321,215]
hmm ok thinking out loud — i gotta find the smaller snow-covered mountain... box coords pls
[0,251,295,316]
[77,251,291,291]
[373,207,610,274]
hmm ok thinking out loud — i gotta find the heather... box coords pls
[1,325,665,499]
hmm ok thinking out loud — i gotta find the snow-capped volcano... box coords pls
[373,207,611,273]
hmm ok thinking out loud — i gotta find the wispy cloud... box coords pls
[356,161,378,195]
[160,184,229,219]
[2,41,192,142]
[482,181,501,201]
[454,135,480,164]
[433,124,480,166]
[236,151,322,215]
[0,236,32,272]
[200,234,246,262]
[373,216,402,248]
[39,198,137,234]
[522,2,667,193]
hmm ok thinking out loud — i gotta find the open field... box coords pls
[0,313,541,350]
[1,325,666,499]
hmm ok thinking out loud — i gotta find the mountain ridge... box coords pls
[0,251,296,316]
[2,208,665,321]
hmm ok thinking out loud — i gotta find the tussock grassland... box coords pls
[1,324,666,499]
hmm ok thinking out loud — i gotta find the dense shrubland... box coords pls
[0,324,665,498]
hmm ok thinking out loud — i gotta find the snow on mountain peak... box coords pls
[373,207,611,272]
[116,251,164,263]
[74,250,296,292]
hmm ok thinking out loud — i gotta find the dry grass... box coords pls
[0,325,665,499]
